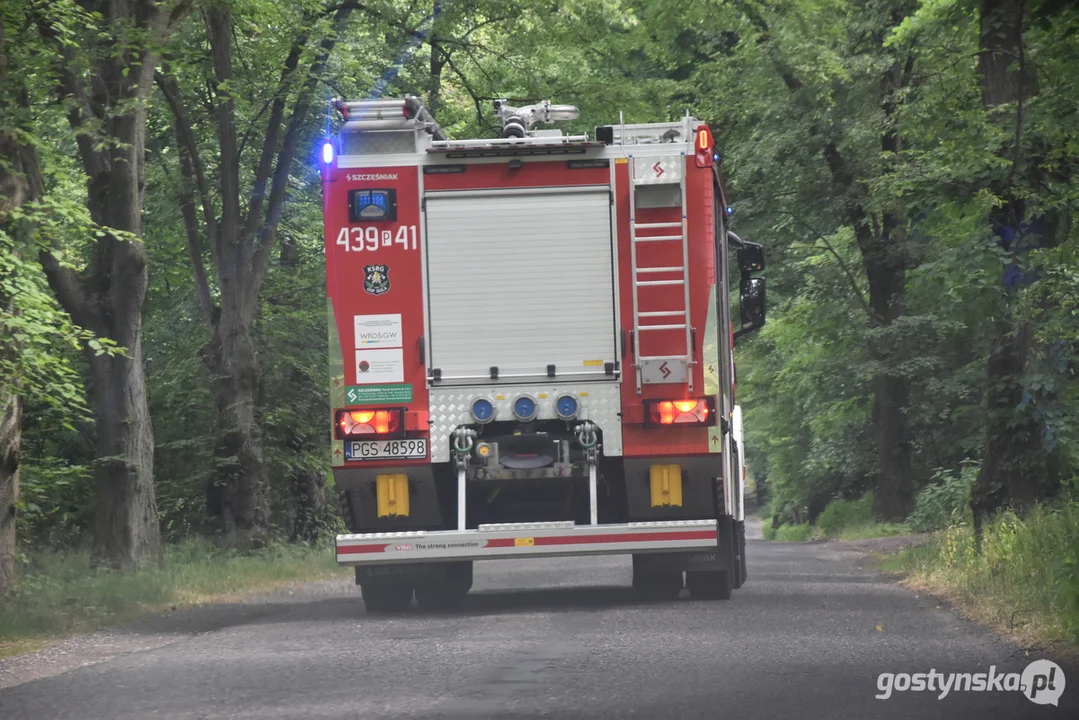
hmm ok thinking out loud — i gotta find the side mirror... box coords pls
[735,276,766,339]
[738,242,765,274]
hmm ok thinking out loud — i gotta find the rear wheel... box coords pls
[361,583,414,613]
[686,569,732,601]
[414,562,473,612]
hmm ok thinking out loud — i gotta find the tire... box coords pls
[686,570,732,601]
[632,568,684,602]
[361,583,414,613]
[414,562,473,613]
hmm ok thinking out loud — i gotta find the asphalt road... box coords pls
[1,520,1074,720]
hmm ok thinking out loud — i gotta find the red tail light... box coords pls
[697,125,712,150]
[646,398,716,426]
[695,125,714,168]
[336,409,403,438]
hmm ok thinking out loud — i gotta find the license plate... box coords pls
[345,438,428,461]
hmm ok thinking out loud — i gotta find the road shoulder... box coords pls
[0,577,354,691]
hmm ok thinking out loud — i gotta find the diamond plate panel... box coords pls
[477,521,576,532]
[633,155,683,185]
[338,530,427,541]
[428,382,624,462]
[627,520,716,528]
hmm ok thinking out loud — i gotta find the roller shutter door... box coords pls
[425,187,617,383]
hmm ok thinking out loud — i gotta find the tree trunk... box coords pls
[76,111,163,570]
[971,320,1045,526]
[970,0,1056,535]
[290,470,327,544]
[871,376,912,520]
[0,388,17,599]
[826,128,914,521]
[205,310,270,542]
[0,55,34,594]
[863,246,913,522]
[867,48,916,522]
[86,342,161,567]
[172,4,355,543]
[32,1,177,570]
[428,2,445,115]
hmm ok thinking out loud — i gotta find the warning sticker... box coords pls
[355,348,404,384]
[354,313,402,349]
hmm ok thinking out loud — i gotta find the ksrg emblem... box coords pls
[364,264,389,295]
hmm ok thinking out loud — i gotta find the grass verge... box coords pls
[0,539,350,657]
[880,503,1079,652]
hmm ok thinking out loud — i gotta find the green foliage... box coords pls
[0,236,95,420]
[712,0,1078,527]
[890,501,1079,644]
[762,492,910,541]
[835,522,910,540]
[15,457,94,549]
[815,495,874,538]
[775,523,812,542]
[907,461,977,532]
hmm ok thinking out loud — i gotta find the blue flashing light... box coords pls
[726,205,733,216]
[713,152,719,162]
[513,396,537,421]
[555,394,579,420]
[471,398,495,423]
[321,140,334,164]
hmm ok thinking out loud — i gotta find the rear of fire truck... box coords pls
[320,96,766,612]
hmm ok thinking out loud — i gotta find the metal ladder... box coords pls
[628,152,694,396]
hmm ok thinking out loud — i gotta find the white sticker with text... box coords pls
[355,348,404,384]
[354,313,402,349]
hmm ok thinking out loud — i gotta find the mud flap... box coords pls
[632,548,727,574]
[716,514,737,576]
[708,450,738,584]
[633,518,734,576]
[734,519,747,587]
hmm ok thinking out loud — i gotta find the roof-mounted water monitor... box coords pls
[493,99,580,138]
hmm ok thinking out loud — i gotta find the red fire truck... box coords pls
[320,97,766,612]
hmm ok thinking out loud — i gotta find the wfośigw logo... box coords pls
[875,659,1065,706]
[364,264,389,295]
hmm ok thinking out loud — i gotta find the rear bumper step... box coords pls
[336,520,718,565]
